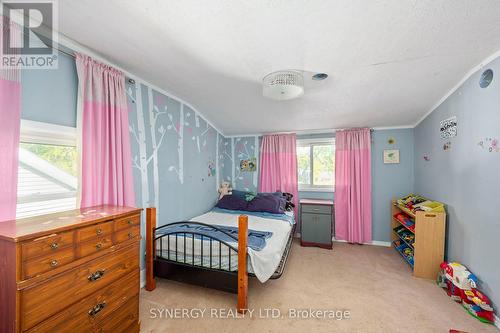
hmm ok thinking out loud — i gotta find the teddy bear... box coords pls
[218,181,233,200]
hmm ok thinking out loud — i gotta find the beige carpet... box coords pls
[140,241,498,333]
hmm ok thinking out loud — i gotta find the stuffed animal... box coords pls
[282,192,295,212]
[218,181,233,200]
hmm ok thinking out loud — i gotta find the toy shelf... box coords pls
[393,227,414,250]
[392,216,414,235]
[391,199,446,279]
[392,241,414,268]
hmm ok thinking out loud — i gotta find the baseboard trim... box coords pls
[140,268,146,288]
[333,238,391,247]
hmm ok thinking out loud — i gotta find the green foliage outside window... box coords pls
[20,143,77,176]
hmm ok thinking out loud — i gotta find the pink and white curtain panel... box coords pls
[76,53,135,208]
[334,128,372,244]
[258,133,299,219]
[0,16,21,222]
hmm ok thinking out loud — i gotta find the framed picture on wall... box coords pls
[383,149,400,164]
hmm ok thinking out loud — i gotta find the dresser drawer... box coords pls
[115,225,140,244]
[77,221,113,242]
[26,270,139,333]
[23,247,75,279]
[115,214,141,231]
[77,236,114,258]
[97,298,139,333]
[301,204,332,215]
[22,231,74,260]
[21,242,139,331]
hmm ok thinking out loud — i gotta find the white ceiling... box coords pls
[58,1,500,135]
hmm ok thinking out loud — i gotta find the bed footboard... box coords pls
[144,208,249,312]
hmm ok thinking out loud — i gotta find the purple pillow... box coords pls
[247,194,285,214]
[216,194,249,211]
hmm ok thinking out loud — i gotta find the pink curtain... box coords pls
[259,133,299,219]
[0,16,21,221]
[335,128,372,244]
[76,53,135,208]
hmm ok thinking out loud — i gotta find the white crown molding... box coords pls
[414,49,500,128]
[224,125,414,138]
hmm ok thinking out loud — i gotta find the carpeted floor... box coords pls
[140,241,498,333]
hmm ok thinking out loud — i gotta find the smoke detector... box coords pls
[263,70,304,100]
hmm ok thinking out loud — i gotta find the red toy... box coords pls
[437,262,495,324]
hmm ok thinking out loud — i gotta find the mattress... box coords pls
[157,210,293,282]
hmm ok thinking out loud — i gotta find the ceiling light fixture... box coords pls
[263,70,304,101]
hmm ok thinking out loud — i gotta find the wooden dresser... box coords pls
[0,205,142,333]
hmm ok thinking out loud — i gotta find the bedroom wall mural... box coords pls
[220,136,260,192]
[126,81,221,268]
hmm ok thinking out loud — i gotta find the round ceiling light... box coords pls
[312,73,328,80]
[263,70,304,100]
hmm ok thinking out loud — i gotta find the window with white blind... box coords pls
[16,120,79,219]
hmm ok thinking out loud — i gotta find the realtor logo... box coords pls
[1,0,58,69]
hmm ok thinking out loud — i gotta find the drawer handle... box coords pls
[50,242,59,250]
[128,220,134,225]
[88,302,106,317]
[96,228,103,235]
[95,243,103,250]
[50,260,58,267]
[88,269,106,282]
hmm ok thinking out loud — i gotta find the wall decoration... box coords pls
[440,116,458,139]
[478,138,499,153]
[387,137,396,145]
[208,160,216,177]
[443,141,452,151]
[232,136,259,191]
[240,157,256,172]
[383,149,400,164]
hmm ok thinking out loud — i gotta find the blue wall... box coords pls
[227,129,415,243]
[371,129,415,242]
[414,56,500,309]
[21,51,78,127]
[126,81,222,268]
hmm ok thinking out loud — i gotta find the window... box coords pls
[16,120,78,219]
[297,138,335,191]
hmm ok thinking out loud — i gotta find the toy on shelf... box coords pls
[437,262,495,324]
[393,213,415,232]
[397,194,444,214]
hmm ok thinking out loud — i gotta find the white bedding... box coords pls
[159,211,292,282]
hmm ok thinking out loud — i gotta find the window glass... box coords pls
[297,140,335,191]
[17,142,78,219]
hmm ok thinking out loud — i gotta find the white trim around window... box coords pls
[20,119,77,146]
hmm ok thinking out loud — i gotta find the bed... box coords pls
[145,206,295,312]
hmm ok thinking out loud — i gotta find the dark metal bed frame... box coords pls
[145,208,294,312]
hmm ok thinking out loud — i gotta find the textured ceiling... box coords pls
[58,0,500,135]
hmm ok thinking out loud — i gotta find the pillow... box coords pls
[231,190,249,199]
[216,194,249,211]
[247,193,286,214]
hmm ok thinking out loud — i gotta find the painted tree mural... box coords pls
[233,136,259,192]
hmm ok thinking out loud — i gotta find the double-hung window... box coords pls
[297,138,335,192]
[16,120,79,218]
